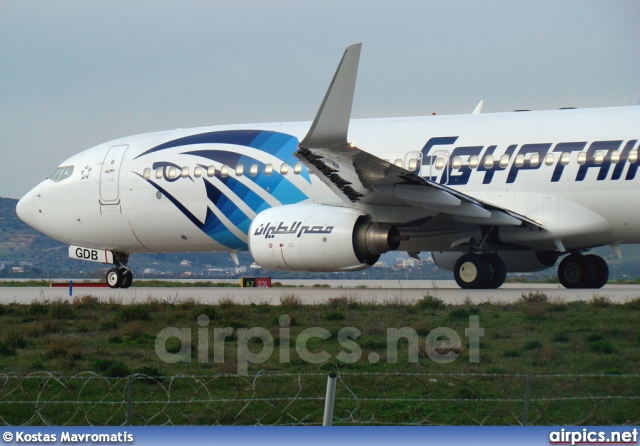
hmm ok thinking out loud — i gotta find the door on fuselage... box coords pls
[99,145,129,210]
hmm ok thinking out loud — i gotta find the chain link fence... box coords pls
[0,372,638,426]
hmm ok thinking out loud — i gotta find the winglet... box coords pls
[472,100,484,115]
[299,43,362,149]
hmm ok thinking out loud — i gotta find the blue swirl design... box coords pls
[136,130,311,250]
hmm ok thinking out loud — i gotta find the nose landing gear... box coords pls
[106,253,133,289]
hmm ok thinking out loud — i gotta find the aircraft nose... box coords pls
[16,190,39,231]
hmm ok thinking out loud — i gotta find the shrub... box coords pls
[280,294,302,310]
[503,349,520,357]
[72,295,100,309]
[520,291,549,304]
[49,301,75,319]
[589,295,612,308]
[448,308,471,320]
[623,297,640,311]
[416,294,446,310]
[28,301,48,316]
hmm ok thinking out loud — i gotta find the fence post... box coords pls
[323,373,337,426]
[125,376,133,426]
[522,374,532,426]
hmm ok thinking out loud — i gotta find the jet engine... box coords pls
[249,204,400,271]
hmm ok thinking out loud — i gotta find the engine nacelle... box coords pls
[249,204,400,271]
[432,250,558,273]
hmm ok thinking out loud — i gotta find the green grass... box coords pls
[0,294,638,425]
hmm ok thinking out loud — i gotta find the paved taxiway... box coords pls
[1,280,639,305]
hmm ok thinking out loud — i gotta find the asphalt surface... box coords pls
[1,280,639,305]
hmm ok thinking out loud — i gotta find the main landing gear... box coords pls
[453,253,507,290]
[106,253,133,289]
[557,253,608,289]
[452,251,609,290]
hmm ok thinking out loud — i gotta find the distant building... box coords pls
[250,262,262,269]
[401,258,421,268]
[180,260,192,267]
[11,267,24,273]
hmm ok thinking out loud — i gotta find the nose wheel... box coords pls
[106,268,133,289]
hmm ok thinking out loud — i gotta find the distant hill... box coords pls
[1,196,638,281]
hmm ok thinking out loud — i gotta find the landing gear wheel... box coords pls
[120,270,133,289]
[106,268,123,289]
[585,254,608,289]
[454,254,491,289]
[483,253,507,289]
[558,254,595,289]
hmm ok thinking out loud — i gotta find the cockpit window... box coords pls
[49,165,74,183]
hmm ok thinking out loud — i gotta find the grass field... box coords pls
[0,291,639,425]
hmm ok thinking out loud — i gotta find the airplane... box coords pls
[15,44,640,290]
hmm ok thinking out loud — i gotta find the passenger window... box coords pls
[167,167,177,179]
[451,156,461,169]
[483,155,494,169]
[194,166,202,178]
[155,167,163,179]
[235,164,244,176]
[529,153,540,168]
[280,163,289,175]
[408,158,418,171]
[560,152,571,165]
[469,155,479,169]
[221,165,229,177]
[207,166,216,177]
[515,154,525,167]
[544,153,554,166]
[181,166,189,178]
[394,159,403,167]
[294,162,303,175]
[435,157,445,170]
[594,151,604,165]
[577,152,587,165]
[630,150,638,163]
[143,168,151,179]
[610,151,621,163]
[500,154,510,168]
[250,164,258,176]
[265,164,273,176]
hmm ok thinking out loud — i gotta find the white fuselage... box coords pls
[16,106,640,257]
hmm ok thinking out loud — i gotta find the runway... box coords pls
[1,280,639,305]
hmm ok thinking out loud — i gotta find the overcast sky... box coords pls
[1,0,639,200]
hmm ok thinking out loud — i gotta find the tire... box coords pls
[454,254,491,289]
[483,253,507,289]
[558,254,594,289]
[106,268,122,289]
[120,271,133,289]
[585,255,608,289]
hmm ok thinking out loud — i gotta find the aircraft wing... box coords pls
[296,44,540,229]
